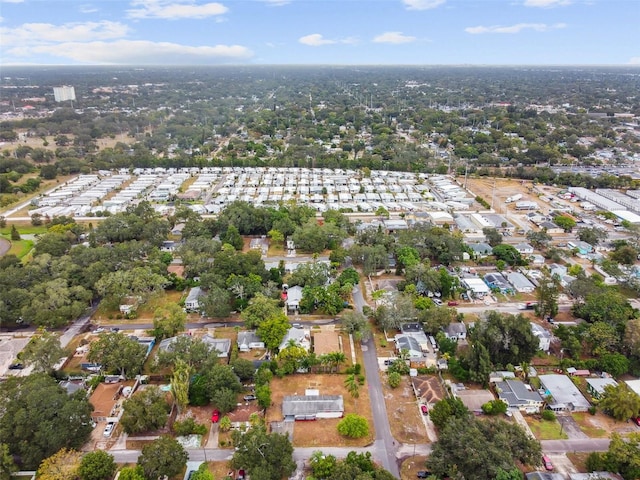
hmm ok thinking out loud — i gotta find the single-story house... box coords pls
[526,473,565,480]
[531,324,552,352]
[454,388,495,413]
[237,331,265,352]
[624,379,640,398]
[507,271,536,294]
[568,240,594,255]
[461,277,491,297]
[444,322,467,341]
[395,335,424,359]
[201,334,232,358]
[313,330,342,356]
[282,393,344,421]
[515,243,534,255]
[549,263,567,278]
[467,242,493,258]
[568,472,622,480]
[586,378,618,399]
[484,272,514,294]
[489,371,517,383]
[285,285,303,311]
[539,222,564,234]
[185,287,203,312]
[59,380,85,395]
[279,327,311,352]
[171,223,186,236]
[539,374,591,412]
[495,379,544,413]
[530,254,546,265]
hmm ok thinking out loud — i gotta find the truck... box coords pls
[505,193,523,203]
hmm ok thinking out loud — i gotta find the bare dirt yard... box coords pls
[266,373,375,448]
[382,377,430,444]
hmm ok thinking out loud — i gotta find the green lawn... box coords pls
[526,417,568,440]
[0,225,48,236]
[4,237,35,259]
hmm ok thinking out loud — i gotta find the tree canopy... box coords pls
[230,426,296,480]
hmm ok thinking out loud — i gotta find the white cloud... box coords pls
[127,0,228,19]
[0,21,129,46]
[7,40,253,64]
[523,0,571,7]
[79,4,99,13]
[373,31,416,44]
[262,0,291,6]
[465,22,566,34]
[629,57,640,65]
[299,34,336,46]
[402,0,445,10]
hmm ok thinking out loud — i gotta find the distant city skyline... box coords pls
[0,0,638,66]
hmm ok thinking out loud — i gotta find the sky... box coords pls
[0,0,638,66]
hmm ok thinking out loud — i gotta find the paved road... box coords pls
[353,284,400,478]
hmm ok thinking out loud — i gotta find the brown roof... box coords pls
[167,265,185,277]
[313,330,341,356]
[411,375,446,404]
[455,389,495,412]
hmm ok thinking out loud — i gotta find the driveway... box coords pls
[557,414,589,439]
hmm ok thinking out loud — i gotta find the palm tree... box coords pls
[328,352,346,373]
[219,416,232,432]
[344,373,360,410]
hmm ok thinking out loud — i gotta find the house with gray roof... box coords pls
[237,331,265,352]
[586,377,618,399]
[515,243,534,255]
[484,272,514,294]
[467,242,493,258]
[526,473,565,480]
[282,394,344,421]
[506,271,536,293]
[495,379,544,413]
[285,285,303,311]
[444,322,467,341]
[185,286,203,312]
[539,374,591,412]
[531,323,552,352]
[568,473,622,480]
[394,335,424,359]
[201,334,231,358]
[279,327,311,352]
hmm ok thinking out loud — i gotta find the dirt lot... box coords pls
[465,177,538,211]
[399,455,429,480]
[382,377,430,444]
[572,411,639,437]
[266,373,375,448]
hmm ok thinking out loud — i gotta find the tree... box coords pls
[428,417,541,480]
[232,357,256,382]
[151,304,186,340]
[337,414,369,438]
[268,229,284,247]
[219,416,232,433]
[95,267,168,307]
[155,335,212,371]
[387,371,402,388]
[573,290,634,328]
[257,313,290,352]
[36,448,81,480]
[345,373,361,400]
[0,374,93,470]
[120,386,171,434]
[340,310,372,341]
[536,268,561,319]
[600,432,640,480]
[624,318,640,358]
[137,436,188,480]
[171,359,191,413]
[88,332,147,378]
[220,225,244,251]
[577,226,608,246]
[210,387,238,414]
[526,229,552,249]
[202,364,243,402]
[0,216,6,228]
[230,426,296,480]
[10,225,20,241]
[374,292,417,331]
[117,466,146,480]
[599,384,640,421]
[585,321,620,357]
[481,399,508,415]
[78,451,116,480]
[199,285,233,318]
[310,450,338,480]
[610,245,638,265]
[554,215,576,232]
[241,293,282,329]
[190,463,214,480]
[429,397,470,430]
[483,227,503,247]
[495,468,525,480]
[492,244,523,266]
[255,384,271,410]
[0,443,17,480]
[467,342,492,387]
[20,329,65,373]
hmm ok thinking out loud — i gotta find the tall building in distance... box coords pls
[53,86,76,103]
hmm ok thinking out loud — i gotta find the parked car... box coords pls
[416,471,431,478]
[103,422,115,437]
[420,405,428,415]
[211,409,220,423]
[243,394,257,401]
[432,299,443,306]
[447,301,459,306]
[8,363,24,370]
[632,416,640,427]
[542,455,553,471]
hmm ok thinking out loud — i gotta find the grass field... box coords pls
[525,417,568,440]
[2,237,35,259]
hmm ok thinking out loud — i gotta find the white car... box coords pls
[103,422,115,437]
[433,299,443,306]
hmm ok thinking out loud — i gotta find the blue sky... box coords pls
[0,0,638,65]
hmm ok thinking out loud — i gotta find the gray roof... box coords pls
[186,286,203,303]
[395,335,422,353]
[531,323,552,340]
[496,379,543,406]
[237,331,263,346]
[468,242,493,254]
[401,323,423,333]
[484,272,512,290]
[586,378,618,396]
[59,381,84,395]
[507,271,536,290]
[539,374,591,410]
[568,473,621,480]
[526,474,566,480]
[444,323,467,336]
[201,334,231,355]
[282,395,344,417]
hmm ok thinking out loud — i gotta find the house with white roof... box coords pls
[586,377,618,399]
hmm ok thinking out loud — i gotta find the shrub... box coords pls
[172,417,207,436]
[387,371,402,388]
[588,406,597,416]
[541,409,556,421]
[337,414,369,438]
